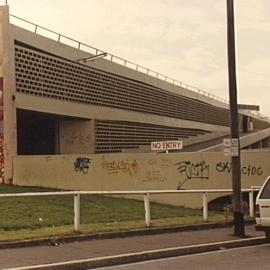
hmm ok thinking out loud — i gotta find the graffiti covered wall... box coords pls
[13,150,270,208]
[0,9,5,182]
[0,6,17,183]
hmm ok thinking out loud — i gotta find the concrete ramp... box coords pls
[195,128,270,152]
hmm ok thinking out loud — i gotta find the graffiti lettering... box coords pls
[74,157,91,174]
[142,170,166,183]
[62,131,90,145]
[101,159,139,176]
[175,161,210,189]
[216,162,263,176]
[216,162,232,173]
[242,165,263,176]
[175,161,210,180]
[160,156,174,167]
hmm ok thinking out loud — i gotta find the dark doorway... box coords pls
[17,110,57,155]
[242,115,248,133]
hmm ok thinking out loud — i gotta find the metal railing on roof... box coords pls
[10,14,229,105]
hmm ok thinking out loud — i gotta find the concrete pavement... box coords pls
[0,225,266,270]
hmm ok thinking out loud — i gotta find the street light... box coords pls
[226,0,245,237]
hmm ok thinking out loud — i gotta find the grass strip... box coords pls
[0,184,233,241]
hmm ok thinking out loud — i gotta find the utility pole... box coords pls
[226,0,245,237]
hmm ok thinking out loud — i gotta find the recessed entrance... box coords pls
[17,109,58,155]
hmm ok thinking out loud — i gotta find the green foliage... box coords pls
[0,184,234,241]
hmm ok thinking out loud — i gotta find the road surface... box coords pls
[95,244,270,270]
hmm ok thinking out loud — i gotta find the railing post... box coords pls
[144,193,151,227]
[74,193,80,231]
[203,192,208,221]
[249,191,254,218]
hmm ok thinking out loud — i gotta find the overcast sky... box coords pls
[6,0,270,116]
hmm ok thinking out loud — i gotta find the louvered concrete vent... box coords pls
[14,44,230,127]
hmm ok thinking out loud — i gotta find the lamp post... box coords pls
[226,0,245,237]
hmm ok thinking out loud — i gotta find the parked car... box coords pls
[255,176,270,238]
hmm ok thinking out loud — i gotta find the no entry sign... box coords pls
[151,140,183,151]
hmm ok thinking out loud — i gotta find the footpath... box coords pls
[0,224,266,270]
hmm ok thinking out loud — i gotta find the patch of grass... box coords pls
[0,215,232,242]
[0,184,58,194]
[0,184,234,241]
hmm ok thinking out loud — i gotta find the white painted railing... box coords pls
[0,188,260,231]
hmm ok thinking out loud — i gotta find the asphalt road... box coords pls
[95,244,270,270]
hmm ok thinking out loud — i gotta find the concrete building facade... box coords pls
[0,5,270,186]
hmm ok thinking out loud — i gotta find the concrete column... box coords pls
[1,6,17,183]
[59,119,95,154]
[89,118,96,154]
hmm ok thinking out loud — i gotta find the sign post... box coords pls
[227,0,245,237]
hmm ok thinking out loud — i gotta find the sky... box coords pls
[4,0,270,116]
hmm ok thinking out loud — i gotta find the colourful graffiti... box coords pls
[101,158,139,176]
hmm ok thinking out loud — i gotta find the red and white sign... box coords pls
[151,140,183,151]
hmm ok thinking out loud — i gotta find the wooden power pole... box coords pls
[226,0,245,237]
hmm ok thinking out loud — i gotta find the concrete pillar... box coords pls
[1,6,17,183]
[89,118,96,154]
[59,119,95,154]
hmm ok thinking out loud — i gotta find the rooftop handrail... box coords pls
[10,14,229,104]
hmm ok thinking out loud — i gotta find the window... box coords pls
[260,179,270,199]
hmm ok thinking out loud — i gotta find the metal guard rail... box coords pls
[0,188,260,231]
[9,14,229,104]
